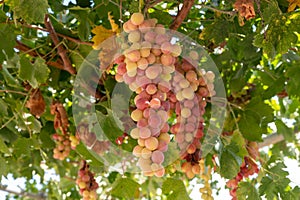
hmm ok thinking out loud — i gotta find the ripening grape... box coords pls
[76,161,99,200]
[151,150,164,164]
[145,137,159,150]
[128,31,141,43]
[53,133,71,160]
[130,13,144,25]
[160,54,174,66]
[139,127,151,139]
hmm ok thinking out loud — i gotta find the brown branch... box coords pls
[15,40,39,57]
[170,0,195,30]
[0,185,46,200]
[258,131,299,148]
[258,133,284,148]
[15,41,66,71]
[44,14,76,75]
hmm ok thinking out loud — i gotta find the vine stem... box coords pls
[44,14,76,75]
[198,4,237,16]
[0,89,27,96]
[0,184,46,200]
[170,0,195,30]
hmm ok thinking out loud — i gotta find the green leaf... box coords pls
[238,113,262,141]
[111,177,140,199]
[0,138,11,155]
[39,122,55,149]
[1,65,20,87]
[236,182,260,200]
[219,144,242,179]
[108,171,119,184]
[230,130,248,158]
[0,99,8,116]
[18,57,50,88]
[286,65,300,97]
[259,162,290,199]
[0,24,17,63]
[69,7,91,41]
[7,0,49,23]
[275,119,294,142]
[239,97,274,141]
[162,178,190,200]
[13,138,32,157]
[0,156,8,179]
[0,127,18,143]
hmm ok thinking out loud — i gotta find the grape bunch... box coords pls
[199,159,213,200]
[226,141,260,199]
[169,56,216,179]
[76,160,99,200]
[112,12,183,177]
[52,133,71,160]
[109,12,217,177]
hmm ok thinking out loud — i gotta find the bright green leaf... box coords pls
[111,177,140,199]
[7,0,49,23]
[219,145,242,179]
[236,182,260,200]
[0,138,11,155]
[162,178,190,200]
[18,56,50,88]
[275,119,294,142]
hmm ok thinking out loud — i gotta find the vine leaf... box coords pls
[237,182,260,200]
[0,138,11,155]
[219,142,243,179]
[162,178,190,200]
[6,0,49,23]
[0,24,16,63]
[111,177,140,199]
[286,65,300,97]
[259,162,290,199]
[238,97,273,141]
[18,57,50,89]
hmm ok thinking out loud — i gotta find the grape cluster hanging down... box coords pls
[226,141,260,199]
[106,12,216,177]
[51,101,79,160]
[76,160,99,200]
[169,57,216,179]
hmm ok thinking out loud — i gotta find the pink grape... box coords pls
[139,127,151,139]
[130,13,144,26]
[144,31,156,43]
[148,113,162,128]
[151,150,164,164]
[161,54,174,66]
[146,84,157,95]
[145,137,159,151]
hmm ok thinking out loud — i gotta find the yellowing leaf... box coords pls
[108,12,120,33]
[91,25,114,50]
[288,0,300,12]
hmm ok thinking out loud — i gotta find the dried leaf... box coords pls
[234,0,256,26]
[108,12,120,33]
[91,25,114,50]
[26,88,46,118]
[50,101,69,132]
[288,0,300,12]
